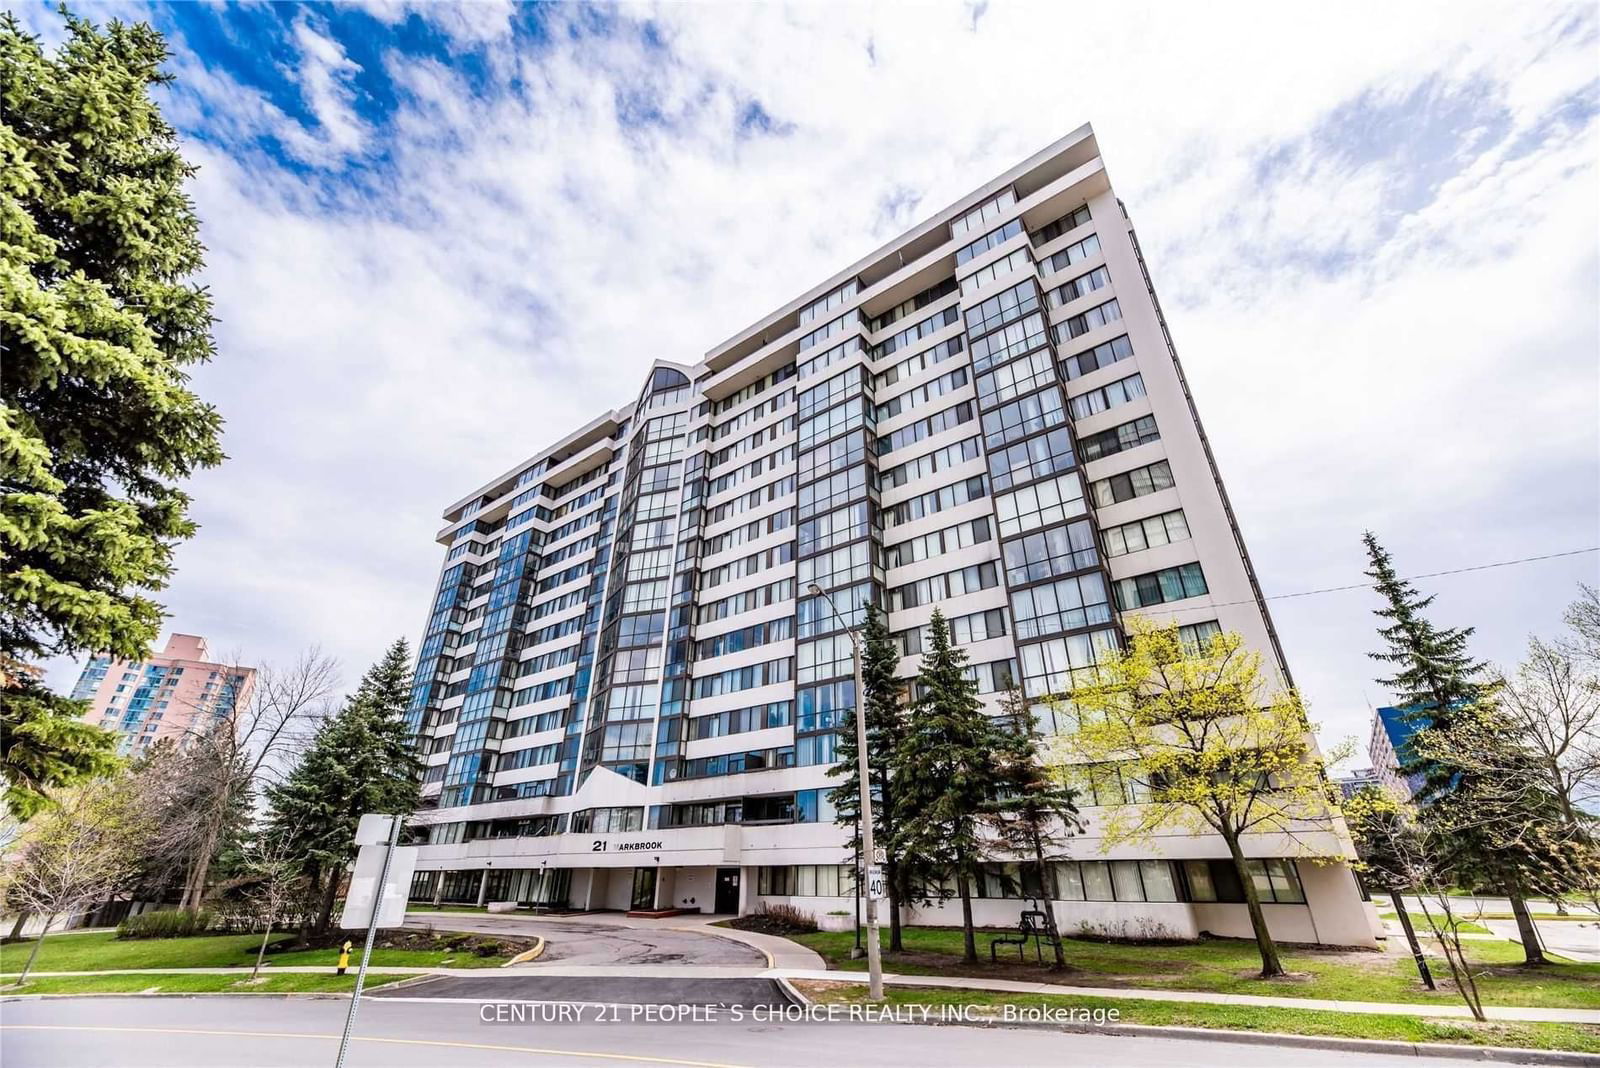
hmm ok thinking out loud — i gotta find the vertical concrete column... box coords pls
[476,869,490,906]
[431,872,444,906]
[654,868,676,911]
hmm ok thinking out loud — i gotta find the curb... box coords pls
[913,1014,1599,1065]
[2,991,354,1001]
[773,976,810,1008]
[670,925,775,969]
[501,938,546,967]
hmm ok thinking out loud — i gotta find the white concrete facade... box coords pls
[404,125,1380,948]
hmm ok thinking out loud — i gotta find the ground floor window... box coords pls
[411,867,572,906]
[1184,858,1305,904]
[911,858,1302,905]
[757,865,857,896]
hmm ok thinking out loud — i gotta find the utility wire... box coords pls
[1211,546,1599,611]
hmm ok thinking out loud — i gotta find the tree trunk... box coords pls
[1033,834,1066,970]
[955,865,977,963]
[876,769,904,952]
[184,809,225,910]
[8,912,28,941]
[1388,889,1435,990]
[316,865,341,935]
[17,914,54,985]
[885,855,904,953]
[253,925,273,980]
[301,864,321,940]
[1222,831,1284,978]
[1507,890,1547,965]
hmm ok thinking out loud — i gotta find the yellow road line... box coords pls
[4,1025,750,1067]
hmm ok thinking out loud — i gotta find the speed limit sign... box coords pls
[866,865,886,901]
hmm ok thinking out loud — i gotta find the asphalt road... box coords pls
[3,996,1510,1068]
[405,915,764,967]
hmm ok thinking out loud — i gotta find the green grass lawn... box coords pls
[1377,910,1493,935]
[791,927,1600,1010]
[799,982,1600,1053]
[1,972,412,996]
[0,931,508,973]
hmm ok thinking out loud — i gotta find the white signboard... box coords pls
[353,813,397,846]
[338,843,419,930]
[866,865,886,902]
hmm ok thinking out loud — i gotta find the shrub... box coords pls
[117,909,217,939]
[473,939,503,957]
[754,902,818,933]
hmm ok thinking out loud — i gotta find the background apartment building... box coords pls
[405,125,1379,946]
[72,634,255,757]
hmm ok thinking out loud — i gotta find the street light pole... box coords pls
[809,584,883,1001]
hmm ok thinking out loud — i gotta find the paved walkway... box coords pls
[9,962,1598,1025]
[406,909,825,969]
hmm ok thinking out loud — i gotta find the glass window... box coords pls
[1081,861,1114,901]
[1184,860,1217,902]
[1140,861,1178,902]
[1267,859,1306,904]
[1111,861,1145,902]
[1054,862,1085,900]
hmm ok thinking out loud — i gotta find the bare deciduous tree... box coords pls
[167,649,339,908]
[1,782,153,985]
[1498,635,1600,826]
[240,837,310,981]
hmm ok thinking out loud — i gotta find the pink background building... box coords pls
[72,634,257,757]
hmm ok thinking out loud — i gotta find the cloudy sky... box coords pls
[26,1,1600,764]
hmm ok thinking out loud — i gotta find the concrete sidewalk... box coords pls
[774,968,1600,1025]
[8,962,1598,1025]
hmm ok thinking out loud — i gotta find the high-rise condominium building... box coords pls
[406,125,1379,946]
[73,634,256,757]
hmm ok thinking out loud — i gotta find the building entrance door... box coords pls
[714,868,740,914]
[630,867,658,911]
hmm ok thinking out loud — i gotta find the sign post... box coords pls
[333,813,405,1068]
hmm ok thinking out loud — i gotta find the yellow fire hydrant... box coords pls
[336,940,352,976]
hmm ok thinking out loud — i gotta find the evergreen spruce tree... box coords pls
[2,11,225,815]
[982,684,1082,969]
[1363,531,1491,800]
[891,610,1004,962]
[827,602,923,951]
[1363,533,1552,961]
[266,639,421,933]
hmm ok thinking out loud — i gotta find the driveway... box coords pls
[1484,917,1600,964]
[405,911,766,967]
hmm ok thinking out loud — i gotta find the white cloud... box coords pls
[280,13,369,162]
[36,1,1599,766]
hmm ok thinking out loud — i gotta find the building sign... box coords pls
[590,839,665,853]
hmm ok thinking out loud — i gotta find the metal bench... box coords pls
[989,907,1050,963]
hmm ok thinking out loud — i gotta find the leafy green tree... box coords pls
[1059,620,1347,979]
[1,11,223,812]
[1409,704,1600,962]
[891,610,1004,963]
[266,640,421,933]
[827,602,912,950]
[982,683,1082,969]
[1,776,155,984]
